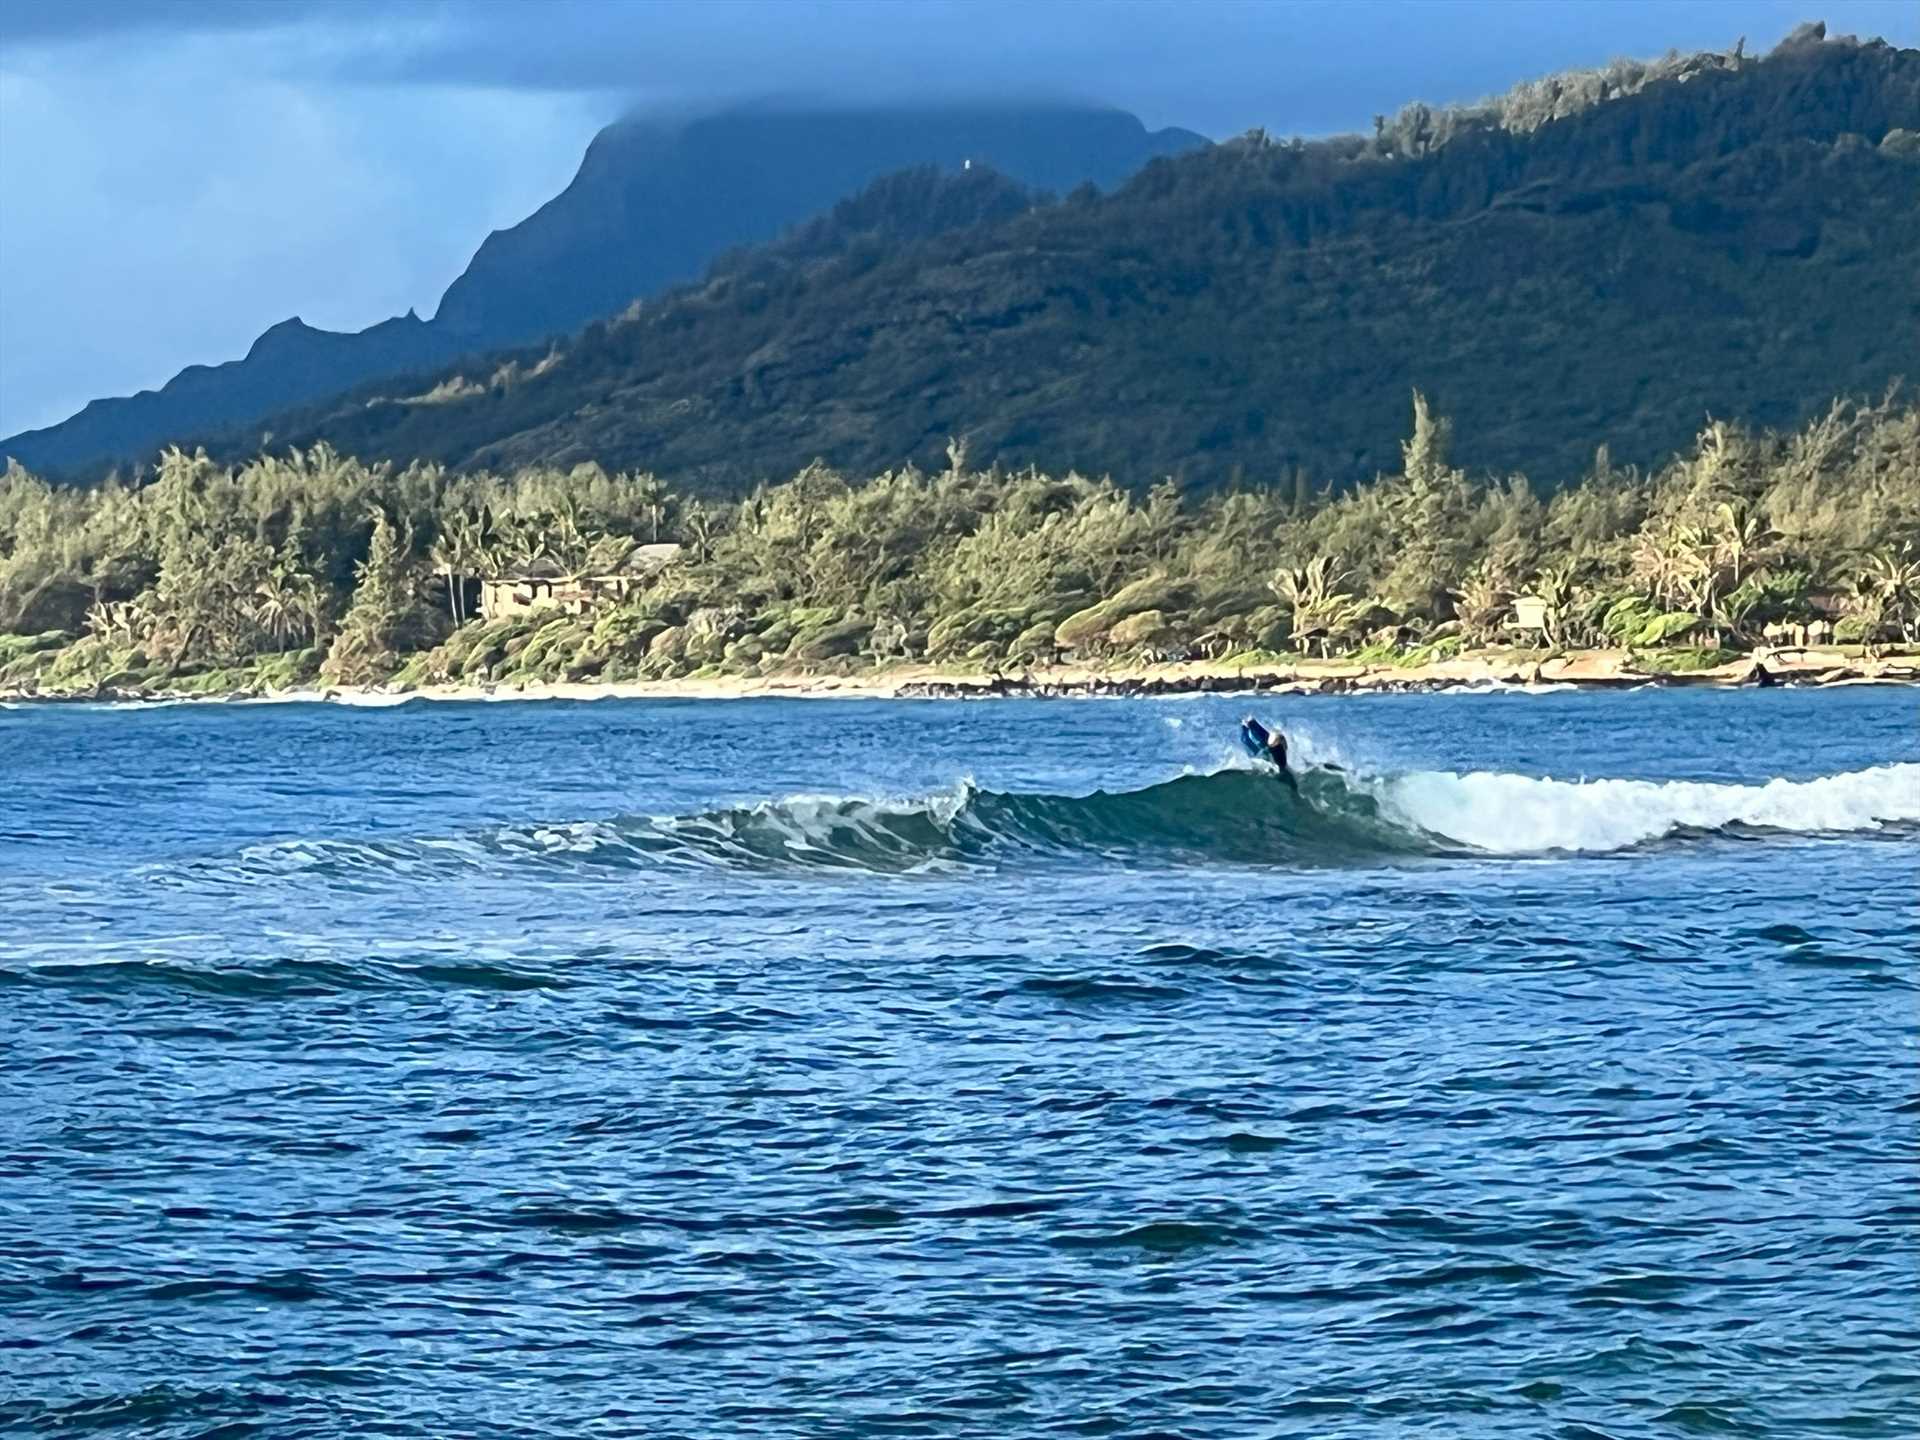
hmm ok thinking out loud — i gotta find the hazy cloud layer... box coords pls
[13,0,1918,132]
[3,0,1916,437]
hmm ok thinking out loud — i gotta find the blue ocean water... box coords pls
[1,687,1916,1439]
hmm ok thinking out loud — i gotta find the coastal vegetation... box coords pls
[2,392,1916,698]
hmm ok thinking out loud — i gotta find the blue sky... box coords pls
[2,0,1915,439]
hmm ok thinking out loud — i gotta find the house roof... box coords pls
[487,543,681,585]
[492,557,569,581]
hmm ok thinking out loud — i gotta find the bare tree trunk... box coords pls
[165,623,203,679]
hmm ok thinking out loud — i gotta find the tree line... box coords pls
[1,392,1916,695]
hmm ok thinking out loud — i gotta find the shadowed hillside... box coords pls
[1,105,1202,476]
[254,29,1919,493]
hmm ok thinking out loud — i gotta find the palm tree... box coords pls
[83,598,147,649]
[294,574,331,645]
[1322,595,1376,658]
[502,514,556,573]
[429,508,491,626]
[1854,546,1920,645]
[83,599,119,645]
[250,572,298,648]
[251,562,321,649]
[1450,566,1511,646]
[1712,500,1770,590]
[1531,559,1579,648]
[679,499,721,564]
[1270,556,1359,656]
[631,472,674,544]
[1667,523,1722,615]
[1632,521,1710,612]
[539,499,590,573]
[1269,555,1341,611]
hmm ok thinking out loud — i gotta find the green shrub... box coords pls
[563,642,608,680]
[793,617,872,661]
[0,631,71,664]
[1404,633,1467,664]
[1600,596,1661,643]
[1631,646,1738,673]
[1349,639,1418,665]
[40,638,138,690]
[1108,609,1174,649]
[926,606,1035,658]
[1055,575,1184,652]
[1633,611,1703,646]
[1241,604,1293,653]
[1008,620,1057,659]
[387,654,433,690]
[593,606,672,652]
[1219,647,1291,668]
[1053,600,1117,651]
[254,647,323,689]
[648,624,687,661]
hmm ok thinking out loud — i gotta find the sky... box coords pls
[2,0,1915,439]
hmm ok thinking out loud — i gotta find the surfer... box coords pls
[1240,716,1298,792]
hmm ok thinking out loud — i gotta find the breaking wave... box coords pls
[1371,763,1920,853]
[157,763,1920,887]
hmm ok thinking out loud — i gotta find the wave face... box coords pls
[171,762,1920,887]
[642,768,1446,870]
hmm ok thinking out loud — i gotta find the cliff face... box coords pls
[3,105,1204,477]
[252,35,1920,491]
[433,106,1206,346]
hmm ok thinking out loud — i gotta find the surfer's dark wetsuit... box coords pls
[1240,717,1299,792]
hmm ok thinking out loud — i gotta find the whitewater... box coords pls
[2,686,1915,1439]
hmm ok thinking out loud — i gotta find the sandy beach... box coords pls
[13,645,1909,707]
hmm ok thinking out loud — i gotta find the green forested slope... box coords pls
[263,34,1920,493]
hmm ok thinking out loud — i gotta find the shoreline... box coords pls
[4,648,1915,708]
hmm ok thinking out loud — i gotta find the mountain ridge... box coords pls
[3,104,1205,476]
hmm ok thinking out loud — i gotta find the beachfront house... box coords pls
[478,544,681,621]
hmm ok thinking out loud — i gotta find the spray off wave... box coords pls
[162,762,1920,888]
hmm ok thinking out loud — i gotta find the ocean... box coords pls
[2,687,1916,1438]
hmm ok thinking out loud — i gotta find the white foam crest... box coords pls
[1373,763,1920,853]
[509,821,625,855]
[1432,680,1581,696]
[325,691,417,708]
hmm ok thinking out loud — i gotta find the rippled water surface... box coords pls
[3,688,1917,1438]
